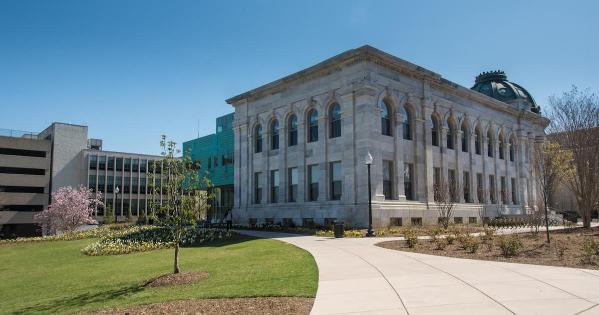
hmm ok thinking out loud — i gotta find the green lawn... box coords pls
[0,236,318,314]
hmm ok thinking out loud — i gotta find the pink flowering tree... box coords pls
[34,185,103,235]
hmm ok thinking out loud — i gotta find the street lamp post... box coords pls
[114,186,120,223]
[365,152,374,237]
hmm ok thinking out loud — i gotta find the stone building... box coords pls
[226,45,549,227]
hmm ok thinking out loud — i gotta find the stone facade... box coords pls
[226,46,549,228]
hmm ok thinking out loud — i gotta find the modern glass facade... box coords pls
[183,113,234,222]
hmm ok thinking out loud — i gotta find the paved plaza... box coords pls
[239,230,599,315]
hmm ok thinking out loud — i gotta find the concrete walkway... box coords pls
[238,230,599,315]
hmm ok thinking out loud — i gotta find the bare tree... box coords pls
[434,179,460,229]
[548,86,599,228]
[533,141,574,242]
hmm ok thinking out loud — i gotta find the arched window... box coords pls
[461,121,469,152]
[509,136,515,161]
[487,129,494,157]
[402,106,412,140]
[308,109,318,142]
[329,103,341,138]
[380,100,392,136]
[446,119,455,150]
[288,115,298,147]
[475,125,482,155]
[498,134,505,160]
[255,124,263,153]
[431,115,439,147]
[270,120,279,150]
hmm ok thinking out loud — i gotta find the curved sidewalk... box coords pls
[238,230,599,315]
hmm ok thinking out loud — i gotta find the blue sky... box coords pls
[1,0,597,155]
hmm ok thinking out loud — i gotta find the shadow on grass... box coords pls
[14,284,144,315]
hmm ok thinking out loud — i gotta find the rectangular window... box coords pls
[0,147,46,157]
[0,167,45,175]
[463,171,470,203]
[448,169,457,202]
[477,173,484,203]
[155,161,162,174]
[140,159,147,173]
[433,167,441,200]
[288,167,298,202]
[124,159,131,172]
[511,177,517,204]
[270,170,279,203]
[308,164,319,201]
[132,177,139,194]
[107,176,114,193]
[140,178,146,194]
[124,177,130,194]
[98,175,105,193]
[98,156,106,170]
[123,199,130,217]
[131,199,138,216]
[404,163,414,200]
[500,176,506,204]
[116,158,123,171]
[132,159,139,172]
[489,175,496,204]
[330,161,342,200]
[89,155,98,170]
[115,176,123,194]
[383,160,394,200]
[88,175,96,191]
[254,172,262,204]
[330,120,341,138]
[0,186,44,193]
[107,157,115,171]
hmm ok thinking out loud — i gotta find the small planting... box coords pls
[498,235,523,258]
[404,229,418,248]
[427,227,442,242]
[446,235,456,245]
[434,238,448,250]
[581,237,598,265]
[459,235,481,254]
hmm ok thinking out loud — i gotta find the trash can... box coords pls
[333,222,344,238]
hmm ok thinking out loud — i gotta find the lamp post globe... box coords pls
[365,152,374,237]
[114,186,120,223]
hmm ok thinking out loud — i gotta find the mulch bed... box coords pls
[91,297,314,315]
[377,226,599,270]
[143,272,210,288]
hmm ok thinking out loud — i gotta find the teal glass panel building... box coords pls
[183,113,234,222]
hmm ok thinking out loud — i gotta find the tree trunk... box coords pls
[174,242,180,274]
[543,202,550,244]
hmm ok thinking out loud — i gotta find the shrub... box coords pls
[581,237,597,265]
[459,235,480,253]
[498,235,523,258]
[404,229,418,248]
[426,227,442,242]
[446,235,456,245]
[555,239,567,261]
[435,238,448,250]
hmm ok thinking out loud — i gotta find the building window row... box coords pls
[89,174,157,195]
[254,103,343,153]
[89,155,155,173]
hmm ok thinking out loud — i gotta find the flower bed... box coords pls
[82,227,234,256]
[377,226,599,270]
[0,224,135,244]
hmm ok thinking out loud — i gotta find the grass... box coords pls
[0,236,318,314]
